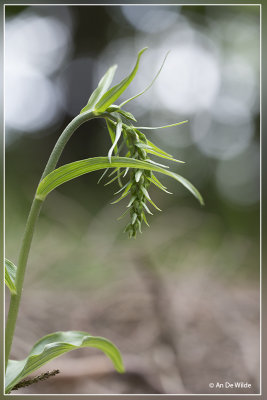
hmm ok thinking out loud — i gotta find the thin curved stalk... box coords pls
[5,110,101,369]
[5,198,43,369]
[41,111,96,179]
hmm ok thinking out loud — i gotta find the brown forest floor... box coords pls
[7,267,260,395]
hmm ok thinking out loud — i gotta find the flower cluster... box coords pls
[123,128,153,238]
[102,116,179,238]
[76,47,201,238]
[78,47,203,238]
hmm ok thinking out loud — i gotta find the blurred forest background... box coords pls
[5,5,260,395]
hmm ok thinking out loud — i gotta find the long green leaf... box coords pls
[80,65,117,114]
[36,156,204,205]
[5,331,124,393]
[5,258,17,294]
[119,50,170,108]
[95,48,148,113]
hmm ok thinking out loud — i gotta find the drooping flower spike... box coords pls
[88,51,196,237]
[37,48,204,238]
[103,118,189,238]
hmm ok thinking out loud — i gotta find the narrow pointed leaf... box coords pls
[5,259,17,294]
[117,207,130,220]
[147,197,162,211]
[108,120,122,162]
[147,159,169,168]
[151,173,167,189]
[172,171,205,206]
[141,186,151,200]
[147,176,172,194]
[135,120,188,130]
[109,167,120,177]
[80,65,117,114]
[5,331,124,393]
[114,181,131,195]
[146,139,173,158]
[140,188,161,211]
[36,156,204,206]
[123,167,129,177]
[141,212,150,226]
[147,150,184,163]
[104,171,124,186]
[95,48,148,112]
[119,51,170,108]
[111,191,130,205]
[97,168,109,184]
[106,119,118,156]
[142,201,153,215]
[111,183,132,204]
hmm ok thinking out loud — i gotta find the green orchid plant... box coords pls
[4,47,204,394]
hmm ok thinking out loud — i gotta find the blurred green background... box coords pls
[5,5,260,395]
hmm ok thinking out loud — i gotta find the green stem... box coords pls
[41,111,96,179]
[5,110,98,370]
[5,198,43,370]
